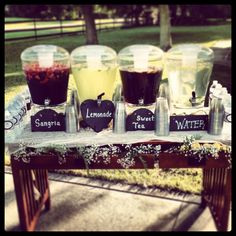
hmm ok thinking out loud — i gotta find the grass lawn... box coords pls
[5,18,123,40]
[5,24,231,194]
[5,17,33,22]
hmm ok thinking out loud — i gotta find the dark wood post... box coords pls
[113,18,115,29]
[59,19,63,36]
[33,18,37,40]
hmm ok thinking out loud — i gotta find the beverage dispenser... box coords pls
[21,45,70,131]
[21,45,70,106]
[70,45,117,103]
[118,44,164,107]
[166,44,214,109]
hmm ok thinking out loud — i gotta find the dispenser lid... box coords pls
[70,45,117,66]
[21,45,69,62]
[118,44,164,62]
[166,44,214,61]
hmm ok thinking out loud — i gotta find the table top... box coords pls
[8,114,231,169]
[7,121,231,151]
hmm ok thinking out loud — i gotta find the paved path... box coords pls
[5,166,223,232]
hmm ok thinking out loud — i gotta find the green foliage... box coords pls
[5,4,231,22]
[5,4,80,20]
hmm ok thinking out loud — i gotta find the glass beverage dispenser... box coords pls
[118,44,164,107]
[166,44,214,109]
[70,45,117,103]
[21,45,70,106]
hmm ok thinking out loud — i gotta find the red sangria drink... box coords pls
[21,45,70,106]
[23,63,70,105]
[120,67,163,105]
[118,45,164,106]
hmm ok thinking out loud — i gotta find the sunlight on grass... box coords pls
[5,71,23,77]
[5,85,27,106]
[53,168,202,194]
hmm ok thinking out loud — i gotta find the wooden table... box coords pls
[10,140,231,232]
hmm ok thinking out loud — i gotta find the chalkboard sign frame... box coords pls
[170,115,208,131]
[126,108,155,131]
[126,108,208,132]
[31,108,65,132]
[80,99,115,133]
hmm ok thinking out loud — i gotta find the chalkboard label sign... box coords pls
[126,108,155,131]
[80,99,115,132]
[31,109,65,132]
[170,115,208,131]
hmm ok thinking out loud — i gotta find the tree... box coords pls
[80,5,98,45]
[132,5,144,26]
[159,5,172,51]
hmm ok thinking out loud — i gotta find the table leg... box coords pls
[11,164,29,231]
[201,168,207,208]
[42,170,51,211]
[219,168,231,231]
[11,158,51,231]
[202,167,231,231]
[33,169,51,211]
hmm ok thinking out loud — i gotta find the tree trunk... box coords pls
[159,5,172,51]
[80,5,98,44]
[133,5,141,26]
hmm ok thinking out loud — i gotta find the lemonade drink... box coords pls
[72,65,117,103]
[70,45,117,103]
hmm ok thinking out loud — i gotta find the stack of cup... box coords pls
[155,97,170,136]
[113,101,126,134]
[65,90,79,133]
[208,97,225,135]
